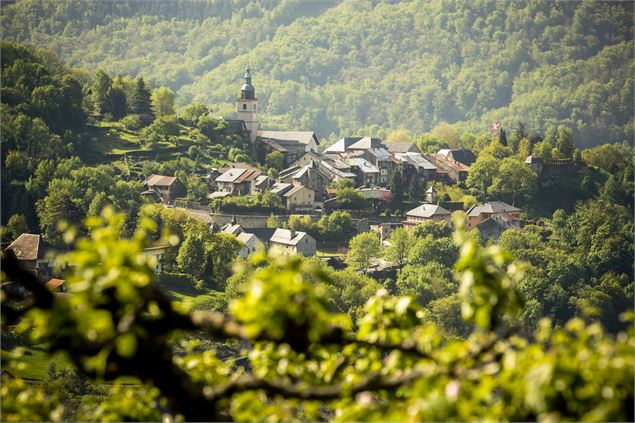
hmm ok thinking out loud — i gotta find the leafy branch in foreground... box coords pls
[1,209,633,422]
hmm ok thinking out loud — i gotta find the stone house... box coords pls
[269,229,316,257]
[403,203,452,227]
[466,201,522,229]
[144,175,186,204]
[4,233,53,281]
[283,185,315,212]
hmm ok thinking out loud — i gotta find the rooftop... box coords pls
[467,201,522,217]
[5,233,48,261]
[406,203,451,218]
[215,168,247,183]
[257,131,319,145]
[348,137,385,150]
[346,158,380,174]
[145,174,178,186]
[270,228,310,246]
[385,141,421,154]
[323,137,363,154]
[283,185,313,197]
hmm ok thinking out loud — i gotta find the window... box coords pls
[243,104,247,111]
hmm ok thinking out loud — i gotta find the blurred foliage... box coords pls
[1,208,632,421]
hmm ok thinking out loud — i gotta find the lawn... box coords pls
[1,346,73,380]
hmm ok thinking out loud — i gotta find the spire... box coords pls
[239,65,255,100]
[231,211,237,225]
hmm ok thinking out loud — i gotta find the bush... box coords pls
[121,114,144,131]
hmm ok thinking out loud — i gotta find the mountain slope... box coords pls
[2,0,632,146]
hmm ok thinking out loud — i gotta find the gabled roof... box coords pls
[257,131,319,145]
[283,185,314,197]
[221,223,243,235]
[237,232,259,245]
[244,227,276,243]
[270,228,312,246]
[5,233,48,261]
[323,137,363,154]
[430,153,470,171]
[438,149,476,166]
[255,174,270,187]
[406,204,451,218]
[235,168,261,183]
[467,201,522,217]
[385,141,421,154]
[348,137,385,150]
[145,174,178,187]
[215,168,247,183]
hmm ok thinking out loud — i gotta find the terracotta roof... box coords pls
[5,234,47,261]
[145,175,177,186]
[257,131,319,145]
[235,168,261,183]
[47,278,65,288]
[430,154,470,171]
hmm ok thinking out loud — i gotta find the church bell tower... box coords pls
[236,66,259,142]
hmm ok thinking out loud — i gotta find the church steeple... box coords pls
[240,65,255,100]
[236,65,258,142]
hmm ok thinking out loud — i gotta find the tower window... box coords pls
[243,104,247,111]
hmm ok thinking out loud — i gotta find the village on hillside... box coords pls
[5,67,578,286]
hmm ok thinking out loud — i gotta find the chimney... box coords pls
[289,229,296,239]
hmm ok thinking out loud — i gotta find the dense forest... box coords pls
[2,0,633,146]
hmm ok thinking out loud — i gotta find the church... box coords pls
[233,67,320,165]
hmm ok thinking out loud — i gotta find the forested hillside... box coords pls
[2,0,632,146]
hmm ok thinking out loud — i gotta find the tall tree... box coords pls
[345,231,380,274]
[131,77,154,124]
[499,128,508,146]
[408,174,422,202]
[384,226,411,267]
[466,155,500,199]
[90,70,113,116]
[151,86,176,117]
[390,170,404,209]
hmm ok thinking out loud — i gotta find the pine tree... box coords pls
[131,77,154,124]
[499,128,508,146]
[408,174,421,201]
[390,171,404,209]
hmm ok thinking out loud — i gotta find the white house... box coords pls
[269,229,316,257]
